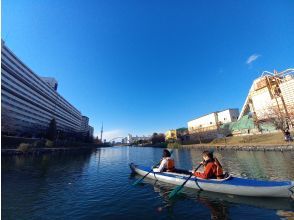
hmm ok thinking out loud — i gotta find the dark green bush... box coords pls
[17,143,31,153]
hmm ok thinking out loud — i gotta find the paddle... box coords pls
[133,150,173,186]
[168,162,202,199]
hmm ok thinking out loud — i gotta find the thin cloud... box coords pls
[246,54,261,65]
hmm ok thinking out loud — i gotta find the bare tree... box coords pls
[288,105,294,127]
[151,133,165,144]
[258,104,294,132]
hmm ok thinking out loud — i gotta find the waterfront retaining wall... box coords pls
[178,144,294,151]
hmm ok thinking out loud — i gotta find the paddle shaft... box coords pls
[180,163,202,188]
[169,162,202,198]
[137,161,160,181]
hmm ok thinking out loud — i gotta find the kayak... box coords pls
[144,177,294,210]
[130,163,294,198]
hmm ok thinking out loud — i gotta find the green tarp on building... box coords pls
[221,115,276,134]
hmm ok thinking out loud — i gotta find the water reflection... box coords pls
[233,151,294,180]
[197,197,229,220]
[129,148,294,217]
[172,149,294,180]
[140,176,294,215]
[2,150,96,219]
[2,146,294,219]
[151,178,229,220]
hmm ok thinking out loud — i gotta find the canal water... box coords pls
[2,147,294,219]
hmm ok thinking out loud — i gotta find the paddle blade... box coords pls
[132,178,143,186]
[168,185,183,199]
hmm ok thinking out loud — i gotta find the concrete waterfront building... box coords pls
[80,116,92,136]
[1,41,94,138]
[239,69,294,129]
[79,116,94,139]
[187,109,239,142]
[88,126,94,138]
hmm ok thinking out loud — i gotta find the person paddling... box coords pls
[153,149,175,172]
[192,150,223,179]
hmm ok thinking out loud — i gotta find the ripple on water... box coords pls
[2,147,294,219]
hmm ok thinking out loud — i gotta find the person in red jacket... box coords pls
[193,150,223,179]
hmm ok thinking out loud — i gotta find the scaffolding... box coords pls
[238,68,294,130]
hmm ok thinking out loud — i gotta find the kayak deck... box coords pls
[130,163,294,198]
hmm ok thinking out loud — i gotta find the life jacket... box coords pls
[213,158,223,179]
[166,157,175,171]
[203,158,223,179]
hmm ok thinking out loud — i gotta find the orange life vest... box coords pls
[166,158,175,171]
[214,158,223,179]
[198,158,223,179]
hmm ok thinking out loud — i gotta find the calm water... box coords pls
[2,147,294,220]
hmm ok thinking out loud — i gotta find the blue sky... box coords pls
[2,0,294,140]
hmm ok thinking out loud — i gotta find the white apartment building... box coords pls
[280,75,294,108]
[1,41,94,137]
[217,109,239,124]
[188,109,239,133]
[187,109,239,141]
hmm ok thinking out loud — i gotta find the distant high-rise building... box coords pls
[88,126,94,138]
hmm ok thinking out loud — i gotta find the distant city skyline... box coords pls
[2,0,294,140]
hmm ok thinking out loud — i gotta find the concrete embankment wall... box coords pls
[178,144,294,151]
[1,136,40,149]
[1,147,101,156]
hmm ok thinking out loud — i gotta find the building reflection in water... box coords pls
[197,196,229,220]
[234,151,294,180]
